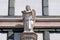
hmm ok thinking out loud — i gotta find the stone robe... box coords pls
[24,11,33,32]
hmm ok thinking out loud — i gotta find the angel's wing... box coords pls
[21,10,26,20]
[32,9,36,19]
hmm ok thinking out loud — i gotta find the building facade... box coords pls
[0,0,60,40]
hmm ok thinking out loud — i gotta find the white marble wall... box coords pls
[50,33,60,40]
[49,0,60,16]
[0,0,8,16]
[15,0,42,16]
[0,33,7,40]
[37,33,43,40]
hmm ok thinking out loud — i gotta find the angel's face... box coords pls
[26,5,31,11]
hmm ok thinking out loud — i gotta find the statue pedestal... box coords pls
[21,32,37,40]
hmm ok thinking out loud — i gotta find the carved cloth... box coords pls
[24,12,33,32]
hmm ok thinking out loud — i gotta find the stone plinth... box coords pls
[21,32,37,40]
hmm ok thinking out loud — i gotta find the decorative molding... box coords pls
[0,18,60,28]
[0,18,60,22]
[21,32,37,40]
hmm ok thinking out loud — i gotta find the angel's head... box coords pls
[26,5,31,11]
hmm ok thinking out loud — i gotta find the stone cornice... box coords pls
[0,18,60,28]
[0,17,60,22]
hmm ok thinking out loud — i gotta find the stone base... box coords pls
[21,32,37,40]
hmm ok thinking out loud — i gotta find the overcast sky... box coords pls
[0,0,60,16]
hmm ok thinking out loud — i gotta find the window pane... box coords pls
[36,33,43,40]
[0,0,8,16]
[50,33,60,40]
[15,0,42,16]
[49,0,60,16]
[14,33,20,40]
[0,33,7,40]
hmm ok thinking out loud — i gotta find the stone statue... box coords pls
[22,5,36,32]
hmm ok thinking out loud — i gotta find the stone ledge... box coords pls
[0,18,60,22]
[0,18,60,28]
[0,22,60,28]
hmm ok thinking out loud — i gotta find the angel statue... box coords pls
[22,5,36,32]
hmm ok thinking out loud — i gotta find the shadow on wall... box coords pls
[15,24,23,28]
